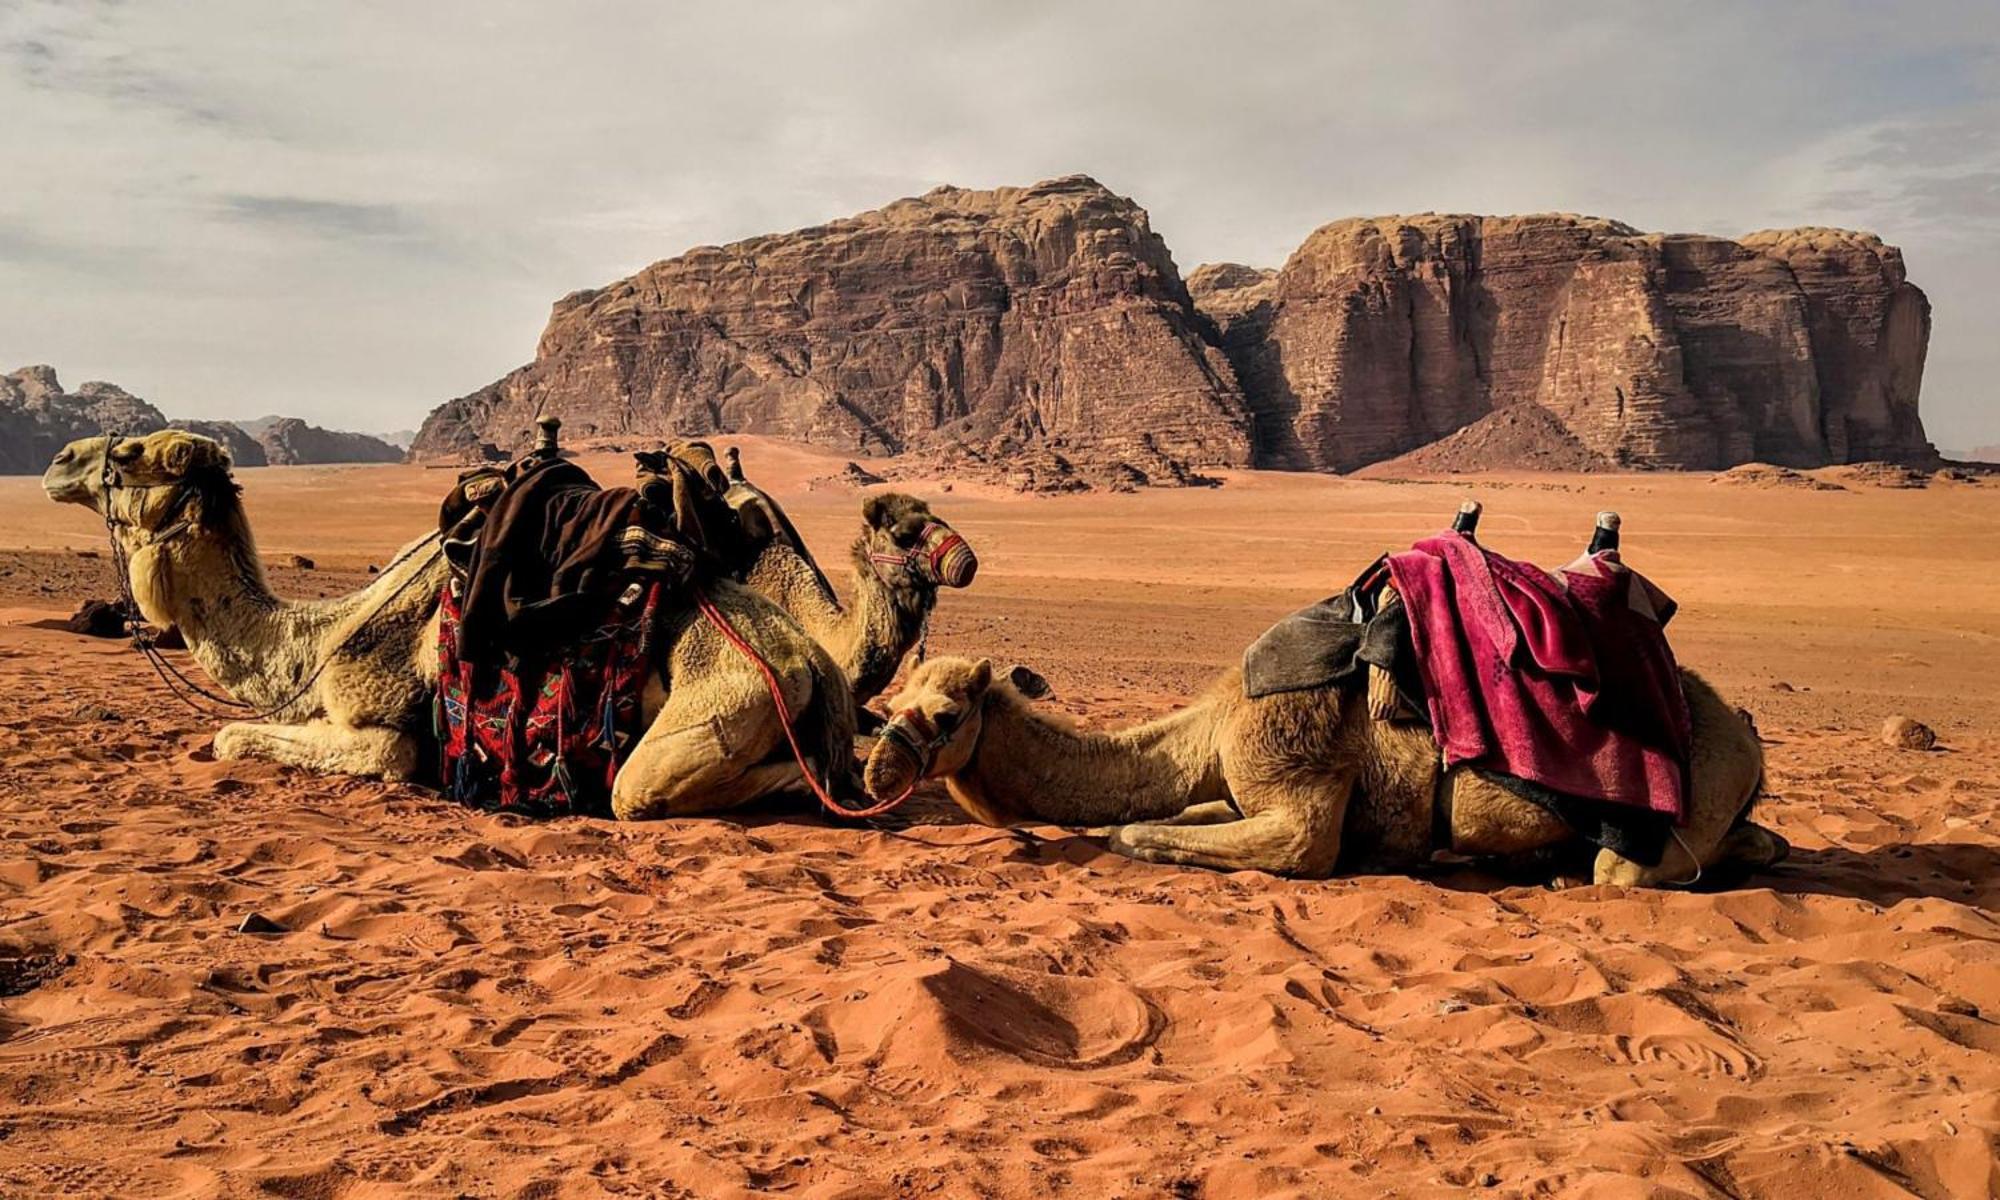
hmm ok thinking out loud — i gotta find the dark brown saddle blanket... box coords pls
[437,441,815,665]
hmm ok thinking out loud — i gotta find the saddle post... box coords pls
[534,417,563,460]
[1452,500,1482,536]
[1589,510,1621,554]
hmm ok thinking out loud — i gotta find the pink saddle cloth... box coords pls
[1389,531,1691,820]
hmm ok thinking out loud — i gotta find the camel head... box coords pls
[863,654,1052,823]
[855,493,978,592]
[44,430,237,535]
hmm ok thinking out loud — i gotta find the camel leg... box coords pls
[1106,774,1349,878]
[610,699,810,820]
[213,720,418,781]
[1127,799,1240,829]
[1594,671,1765,887]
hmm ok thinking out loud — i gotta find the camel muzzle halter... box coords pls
[869,522,977,588]
[868,706,957,798]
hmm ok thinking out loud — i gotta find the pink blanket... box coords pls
[1388,532,1691,819]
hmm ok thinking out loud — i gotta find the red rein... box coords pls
[692,587,915,820]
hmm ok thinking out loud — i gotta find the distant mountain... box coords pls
[413,176,1936,485]
[254,417,403,466]
[1,366,405,473]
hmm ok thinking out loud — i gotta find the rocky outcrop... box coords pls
[1,366,398,473]
[1,367,169,474]
[254,418,404,467]
[1189,215,1935,472]
[414,176,1252,484]
[169,420,268,467]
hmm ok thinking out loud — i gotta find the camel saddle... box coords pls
[431,441,808,816]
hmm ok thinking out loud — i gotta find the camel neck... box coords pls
[841,551,929,700]
[748,542,929,699]
[956,685,1230,826]
[120,518,326,708]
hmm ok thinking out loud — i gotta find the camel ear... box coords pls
[1007,664,1053,700]
[163,437,228,477]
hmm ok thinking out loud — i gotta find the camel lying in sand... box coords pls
[863,657,1790,887]
[734,489,978,705]
[43,430,854,819]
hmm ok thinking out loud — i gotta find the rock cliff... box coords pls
[1189,215,1933,472]
[253,418,403,467]
[413,176,1253,484]
[2,367,170,474]
[1,366,400,473]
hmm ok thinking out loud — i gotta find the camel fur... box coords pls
[737,490,977,705]
[864,656,1789,888]
[44,431,855,819]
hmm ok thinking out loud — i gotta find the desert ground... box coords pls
[0,438,1996,1199]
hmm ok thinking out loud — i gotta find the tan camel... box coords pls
[736,491,978,705]
[862,656,1789,887]
[43,430,854,819]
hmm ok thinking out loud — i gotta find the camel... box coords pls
[43,430,855,820]
[861,656,1790,887]
[735,489,979,705]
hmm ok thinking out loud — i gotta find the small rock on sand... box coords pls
[1882,715,1937,751]
[64,599,129,638]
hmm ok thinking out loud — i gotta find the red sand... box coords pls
[1,439,1996,1198]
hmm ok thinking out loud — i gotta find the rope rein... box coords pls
[97,434,443,722]
[692,586,914,820]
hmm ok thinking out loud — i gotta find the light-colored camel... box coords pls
[863,656,1789,887]
[43,430,855,819]
[736,491,978,705]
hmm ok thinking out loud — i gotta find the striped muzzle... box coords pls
[872,521,978,588]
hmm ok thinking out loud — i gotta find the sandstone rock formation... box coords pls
[2,367,169,474]
[170,420,268,467]
[1189,215,1935,473]
[253,418,403,467]
[1,366,399,473]
[414,177,1252,484]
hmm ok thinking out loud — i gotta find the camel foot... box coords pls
[1717,821,1790,870]
[214,720,419,781]
[1106,808,1331,878]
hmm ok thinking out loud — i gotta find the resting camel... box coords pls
[737,490,978,705]
[42,430,854,819]
[862,656,1790,887]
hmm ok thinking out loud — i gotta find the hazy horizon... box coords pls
[4,1,1996,449]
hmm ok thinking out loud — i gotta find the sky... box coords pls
[2,0,1996,449]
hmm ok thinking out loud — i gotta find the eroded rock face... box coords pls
[255,418,404,466]
[2,367,169,474]
[1,367,396,473]
[414,176,1253,484]
[170,420,268,467]
[1190,215,1934,472]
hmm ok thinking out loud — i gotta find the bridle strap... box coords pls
[868,522,965,581]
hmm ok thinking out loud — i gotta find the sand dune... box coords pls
[0,442,1996,1197]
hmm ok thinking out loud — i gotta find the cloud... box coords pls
[0,0,1996,446]
[217,195,418,241]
